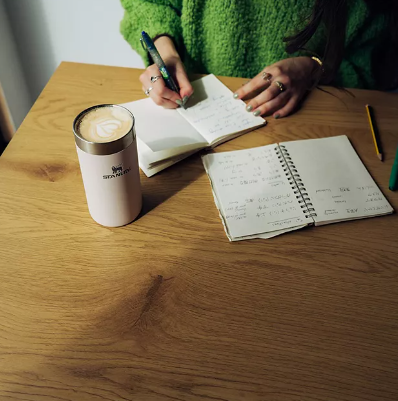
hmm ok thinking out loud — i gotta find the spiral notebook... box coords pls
[202,135,394,241]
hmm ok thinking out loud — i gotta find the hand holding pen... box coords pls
[139,33,193,109]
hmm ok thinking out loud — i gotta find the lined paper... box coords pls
[281,136,394,225]
[179,75,265,145]
[202,145,312,239]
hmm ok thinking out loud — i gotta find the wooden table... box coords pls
[1,62,398,401]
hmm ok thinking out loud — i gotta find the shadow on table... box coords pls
[137,154,205,219]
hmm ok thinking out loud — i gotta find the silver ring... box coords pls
[150,75,162,83]
[144,86,153,96]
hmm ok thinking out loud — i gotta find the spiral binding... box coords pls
[275,145,317,219]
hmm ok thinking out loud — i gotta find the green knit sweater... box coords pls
[120,0,386,89]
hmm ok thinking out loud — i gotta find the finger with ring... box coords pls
[144,86,153,96]
[274,81,285,92]
[262,72,272,81]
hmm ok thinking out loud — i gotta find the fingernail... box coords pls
[175,99,183,106]
[233,93,239,99]
[274,114,280,119]
[246,105,253,112]
[253,110,261,117]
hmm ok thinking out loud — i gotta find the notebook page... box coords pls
[280,136,394,225]
[122,99,207,153]
[202,145,313,239]
[178,75,265,145]
[139,147,199,178]
[205,179,308,241]
[137,134,204,167]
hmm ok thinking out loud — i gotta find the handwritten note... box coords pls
[203,135,393,241]
[311,184,392,219]
[279,135,393,224]
[202,145,312,239]
[178,74,265,145]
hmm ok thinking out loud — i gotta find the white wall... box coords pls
[0,0,32,131]
[4,0,144,105]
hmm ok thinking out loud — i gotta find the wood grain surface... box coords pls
[0,62,398,401]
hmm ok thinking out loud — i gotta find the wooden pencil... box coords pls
[365,104,383,161]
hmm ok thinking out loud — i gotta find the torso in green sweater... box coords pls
[121,0,387,89]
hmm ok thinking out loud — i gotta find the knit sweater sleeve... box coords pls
[120,0,183,66]
[334,3,386,89]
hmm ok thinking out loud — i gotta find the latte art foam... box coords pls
[78,106,133,143]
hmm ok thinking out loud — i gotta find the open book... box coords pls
[202,135,394,241]
[122,74,265,177]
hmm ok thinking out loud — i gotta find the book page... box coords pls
[137,134,204,167]
[281,136,394,225]
[202,145,313,239]
[178,75,265,145]
[122,99,207,153]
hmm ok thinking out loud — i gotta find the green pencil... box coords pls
[389,145,398,191]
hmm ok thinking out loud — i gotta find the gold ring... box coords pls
[274,81,285,92]
[262,72,272,81]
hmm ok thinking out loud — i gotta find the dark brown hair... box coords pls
[285,0,398,89]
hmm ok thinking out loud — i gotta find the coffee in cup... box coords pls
[78,105,133,143]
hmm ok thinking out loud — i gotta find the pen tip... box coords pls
[378,153,383,161]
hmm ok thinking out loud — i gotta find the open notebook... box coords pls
[122,74,265,177]
[202,135,394,241]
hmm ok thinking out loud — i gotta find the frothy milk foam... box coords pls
[78,106,132,143]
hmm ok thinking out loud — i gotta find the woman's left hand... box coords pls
[233,57,318,119]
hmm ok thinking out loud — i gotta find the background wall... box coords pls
[1,0,144,130]
[0,0,32,131]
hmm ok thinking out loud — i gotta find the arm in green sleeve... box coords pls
[335,4,386,89]
[120,0,183,66]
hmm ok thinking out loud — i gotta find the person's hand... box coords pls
[140,36,194,109]
[233,57,320,119]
